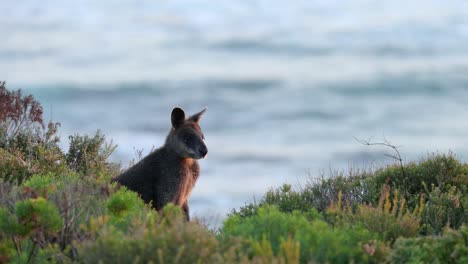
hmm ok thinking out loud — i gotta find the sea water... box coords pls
[1,0,468,220]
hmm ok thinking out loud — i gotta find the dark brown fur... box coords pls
[114,107,207,220]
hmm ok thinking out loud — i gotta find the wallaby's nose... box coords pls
[199,145,208,158]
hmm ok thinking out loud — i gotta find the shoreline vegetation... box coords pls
[1,82,467,263]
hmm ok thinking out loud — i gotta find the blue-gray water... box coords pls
[2,0,468,220]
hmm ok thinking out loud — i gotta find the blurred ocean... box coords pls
[2,0,468,220]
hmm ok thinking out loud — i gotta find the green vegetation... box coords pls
[0,82,467,263]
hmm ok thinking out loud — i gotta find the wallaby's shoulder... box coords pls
[116,146,168,180]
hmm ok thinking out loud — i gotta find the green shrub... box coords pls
[223,206,311,257]
[391,226,468,263]
[49,179,114,250]
[77,204,249,264]
[229,202,259,219]
[106,187,145,217]
[422,184,468,235]
[0,148,31,184]
[231,153,468,238]
[106,187,146,231]
[0,241,65,264]
[29,144,68,176]
[330,186,422,243]
[0,176,115,260]
[0,81,120,183]
[0,239,14,263]
[230,184,324,221]
[0,83,68,184]
[230,169,377,219]
[66,130,119,179]
[262,184,315,213]
[22,173,61,197]
[14,197,62,236]
[0,145,69,185]
[309,170,380,212]
[372,152,468,205]
[0,197,63,263]
[223,206,383,263]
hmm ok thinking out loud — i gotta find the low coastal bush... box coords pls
[421,184,468,235]
[326,186,422,243]
[231,153,468,236]
[0,148,31,184]
[66,131,118,180]
[0,82,118,184]
[391,226,468,263]
[0,197,63,263]
[223,206,386,263]
[0,82,467,263]
[78,205,232,264]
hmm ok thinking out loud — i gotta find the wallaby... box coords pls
[114,107,208,220]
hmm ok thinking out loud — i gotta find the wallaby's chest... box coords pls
[158,159,198,182]
[175,159,199,192]
[156,158,199,204]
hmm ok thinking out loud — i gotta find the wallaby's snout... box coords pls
[198,143,208,158]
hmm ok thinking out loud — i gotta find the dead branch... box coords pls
[353,136,409,196]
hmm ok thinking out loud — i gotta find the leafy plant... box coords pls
[0,197,62,263]
[0,174,116,261]
[391,225,468,263]
[422,184,468,235]
[0,82,63,184]
[0,148,31,184]
[77,204,249,264]
[223,206,382,263]
[22,173,60,197]
[0,81,61,157]
[329,186,422,243]
[105,187,147,232]
[66,130,119,179]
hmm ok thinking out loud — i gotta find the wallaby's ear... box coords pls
[188,107,207,123]
[171,107,186,128]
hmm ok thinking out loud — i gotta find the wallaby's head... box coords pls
[166,107,208,159]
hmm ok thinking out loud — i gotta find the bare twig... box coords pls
[353,136,409,196]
